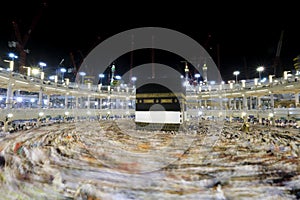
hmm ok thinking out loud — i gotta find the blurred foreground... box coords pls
[0,119,299,199]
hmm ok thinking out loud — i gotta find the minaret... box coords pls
[202,61,208,84]
[110,64,115,86]
[184,62,189,86]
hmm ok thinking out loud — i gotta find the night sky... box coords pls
[0,1,299,82]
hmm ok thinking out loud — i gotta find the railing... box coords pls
[1,69,299,96]
[0,69,136,94]
[2,107,300,123]
[0,108,135,122]
[1,70,300,122]
[186,108,300,119]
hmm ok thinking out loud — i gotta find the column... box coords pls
[126,97,129,111]
[38,87,43,108]
[47,94,50,108]
[99,98,103,119]
[5,84,13,109]
[295,93,299,107]
[65,95,68,108]
[238,98,242,110]
[243,95,247,110]
[116,99,120,109]
[234,98,237,110]
[87,96,90,109]
[219,97,222,109]
[258,97,261,109]
[76,96,79,109]
[126,88,129,117]
[81,97,84,108]
[270,93,274,109]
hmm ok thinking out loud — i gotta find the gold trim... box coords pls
[136,92,186,99]
[161,99,173,103]
[143,99,154,103]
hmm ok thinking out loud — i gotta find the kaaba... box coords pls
[135,78,186,131]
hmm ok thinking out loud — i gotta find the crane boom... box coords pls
[11,1,47,74]
[273,30,284,77]
[70,52,77,76]
[22,3,45,47]
[276,30,284,57]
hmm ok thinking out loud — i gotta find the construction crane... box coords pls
[273,30,284,77]
[69,52,77,75]
[10,1,47,74]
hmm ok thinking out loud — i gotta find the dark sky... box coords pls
[0,1,299,82]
